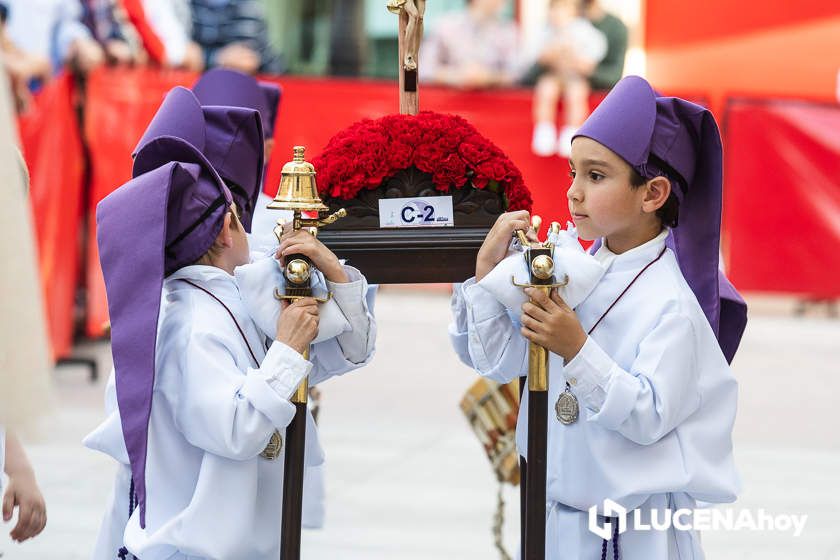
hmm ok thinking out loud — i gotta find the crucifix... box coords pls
[387,0,426,114]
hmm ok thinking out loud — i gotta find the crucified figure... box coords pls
[387,0,426,71]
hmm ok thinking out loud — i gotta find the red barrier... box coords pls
[83,68,196,337]
[723,98,840,297]
[17,74,85,360]
[81,68,839,336]
[646,1,840,113]
[82,68,595,335]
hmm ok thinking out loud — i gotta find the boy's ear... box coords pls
[217,212,234,249]
[642,176,672,214]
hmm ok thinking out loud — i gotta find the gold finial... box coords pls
[530,254,555,280]
[293,145,305,162]
[550,221,561,234]
[531,215,542,236]
[285,258,312,284]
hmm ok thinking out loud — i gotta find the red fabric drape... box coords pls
[17,74,85,359]
[723,99,840,297]
[83,68,195,337]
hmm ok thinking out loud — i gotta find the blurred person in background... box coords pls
[78,0,143,66]
[583,0,627,92]
[421,0,522,89]
[190,0,284,75]
[0,66,53,548]
[122,0,204,71]
[530,0,607,158]
[3,0,109,76]
[2,432,47,543]
[0,3,51,112]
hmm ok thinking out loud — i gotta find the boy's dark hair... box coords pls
[630,169,679,228]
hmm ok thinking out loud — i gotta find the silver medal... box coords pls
[555,387,579,425]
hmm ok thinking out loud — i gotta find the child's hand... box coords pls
[276,297,320,355]
[276,229,349,284]
[520,287,587,362]
[2,470,46,542]
[476,211,534,282]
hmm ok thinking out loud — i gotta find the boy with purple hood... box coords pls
[191,67,330,529]
[85,86,375,559]
[451,76,746,558]
[190,67,284,254]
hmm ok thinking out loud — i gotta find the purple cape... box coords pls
[100,127,232,528]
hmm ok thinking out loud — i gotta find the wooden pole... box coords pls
[523,247,552,560]
[397,8,419,114]
[279,397,307,560]
[279,238,314,560]
[518,378,527,560]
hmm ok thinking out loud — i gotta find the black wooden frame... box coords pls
[318,166,505,283]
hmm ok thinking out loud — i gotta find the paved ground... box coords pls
[1,289,838,559]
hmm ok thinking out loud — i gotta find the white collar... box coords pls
[165,265,240,300]
[593,228,670,271]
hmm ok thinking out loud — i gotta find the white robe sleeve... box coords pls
[448,283,474,368]
[175,334,311,460]
[324,265,376,365]
[305,265,376,386]
[562,311,703,445]
[460,277,529,384]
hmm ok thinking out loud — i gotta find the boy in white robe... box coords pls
[91,88,374,559]
[451,76,747,559]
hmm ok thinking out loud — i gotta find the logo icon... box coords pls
[588,499,628,540]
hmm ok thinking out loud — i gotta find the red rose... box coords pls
[311,111,531,205]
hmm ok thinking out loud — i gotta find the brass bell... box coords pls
[267,146,329,212]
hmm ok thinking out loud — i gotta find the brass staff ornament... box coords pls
[269,146,347,304]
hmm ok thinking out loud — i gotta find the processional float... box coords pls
[268,2,549,558]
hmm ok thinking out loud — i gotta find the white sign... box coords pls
[378,196,454,228]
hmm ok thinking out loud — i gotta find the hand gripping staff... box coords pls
[267,146,346,560]
[512,217,568,560]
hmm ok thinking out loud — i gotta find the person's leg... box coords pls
[532,73,564,156]
[557,74,591,157]
[563,75,591,128]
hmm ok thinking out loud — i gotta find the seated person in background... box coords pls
[190,0,284,75]
[0,3,51,112]
[78,0,142,66]
[421,0,523,90]
[121,0,204,71]
[530,0,606,158]
[3,0,106,77]
[583,0,627,91]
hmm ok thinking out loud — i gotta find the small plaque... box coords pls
[379,196,454,228]
[404,69,418,92]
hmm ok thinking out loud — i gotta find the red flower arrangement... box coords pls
[311,111,532,212]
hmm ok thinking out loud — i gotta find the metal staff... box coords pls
[513,218,567,560]
[267,146,346,560]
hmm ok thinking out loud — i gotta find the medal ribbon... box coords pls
[585,245,668,336]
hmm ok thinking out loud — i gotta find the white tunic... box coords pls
[451,230,739,559]
[86,264,375,560]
